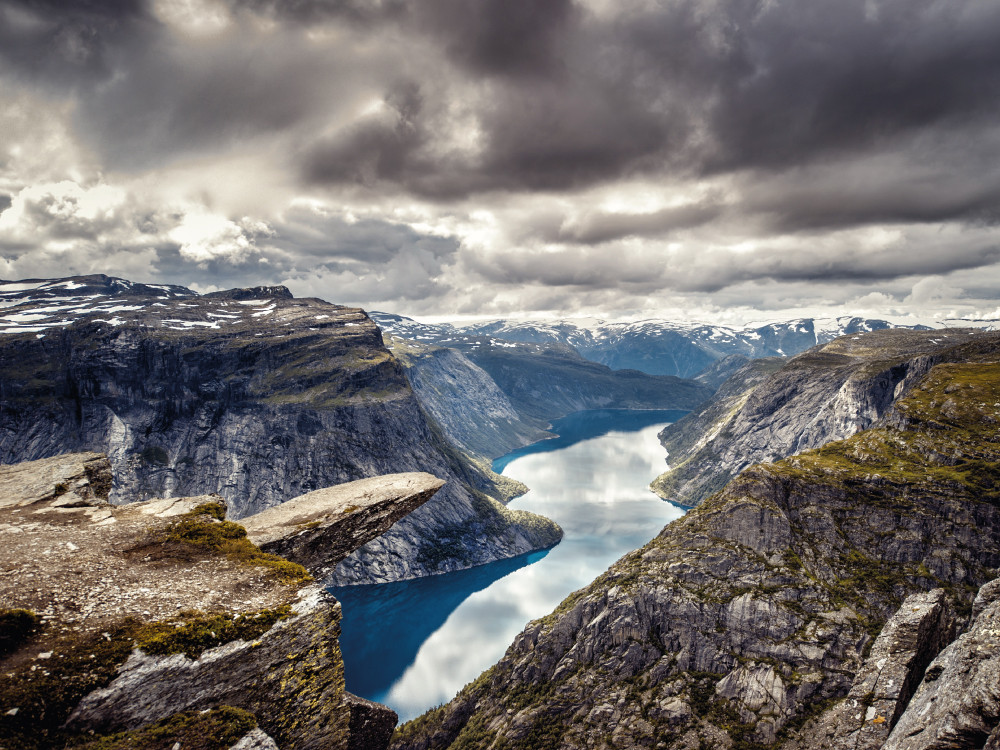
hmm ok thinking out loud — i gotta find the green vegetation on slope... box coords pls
[160,502,311,583]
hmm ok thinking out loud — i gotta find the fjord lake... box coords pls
[330,409,688,722]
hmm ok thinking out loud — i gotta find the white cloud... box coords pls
[169,209,270,264]
[905,276,961,305]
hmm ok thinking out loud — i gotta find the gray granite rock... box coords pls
[242,472,445,579]
[802,589,955,750]
[229,728,280,750]
[345,692,398,750]
[884,580,1000,750]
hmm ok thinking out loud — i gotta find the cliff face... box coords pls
[0,452,441,750]
[393,332,1000,750]
[652,329,992,507]
[384,335,548,460]
[0,275,560,584]
[372,314,713,430]
[461,341,711,425]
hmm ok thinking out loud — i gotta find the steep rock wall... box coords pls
[653,329,993,507]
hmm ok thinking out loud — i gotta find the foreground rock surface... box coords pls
[883,579,1000,749]
[384,335,548,460]
[393,332,1000,750]
[0,452,429,750]
[795,589,955,750]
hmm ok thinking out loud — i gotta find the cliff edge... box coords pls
[0,452,442,750]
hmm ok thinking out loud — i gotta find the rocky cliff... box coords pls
[0,275,561,584]
[0,452,441,750]
[652,329,991,507]
[372,314,713,429]
[392,331,1000,750]
[384,335,548,460]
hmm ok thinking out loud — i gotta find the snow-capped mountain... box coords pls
[372,312,997,379]
[0,275,301,336]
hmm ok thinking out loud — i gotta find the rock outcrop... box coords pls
[373,311,944,379]
[652,329,992,507]
[882,579,1000,749]
[0,274,560,584]
[393,332,1000,750]
[795,589,955,749]
[372,314,713,428]
[242,473,446,579]
[0,451,441,750]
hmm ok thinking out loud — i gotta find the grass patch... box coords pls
[134,606,293,659]
[162,502,310,583]
[0,606,290,750]
[0,619,144,749]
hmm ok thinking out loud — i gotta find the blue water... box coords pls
[330,409,687,722]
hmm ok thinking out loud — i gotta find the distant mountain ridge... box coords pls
[373,311,997,379]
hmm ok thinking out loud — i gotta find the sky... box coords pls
[1,0,1000,324]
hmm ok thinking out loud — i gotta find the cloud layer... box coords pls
[1,0,1000,321]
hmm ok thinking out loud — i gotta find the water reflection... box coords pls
[331,409,686,722]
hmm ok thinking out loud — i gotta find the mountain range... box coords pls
[373,311,997,379]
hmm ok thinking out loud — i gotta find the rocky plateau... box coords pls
[0,275,561,585]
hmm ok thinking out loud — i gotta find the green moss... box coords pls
[71,706,257,750]
[162,503,310,583]
[134,606,293,659]
[0,609,41,657]
[686,671,724,717]
[0,619,142,749]
[0,606,291,750]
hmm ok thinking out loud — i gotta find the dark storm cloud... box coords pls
[76,32,329,169]
[414,0,576,79]
[5,0,1000,315]
[291,0,1000,223]
[468,243,1000,295]
[546,200,725,245]
[271,203,459,265]
[0,195,11,213]
[303,80,427,187]
[0,0,150,87]
[703,2,1000,173]
[236,0,575,78]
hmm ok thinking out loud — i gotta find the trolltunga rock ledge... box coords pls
[241,473,446,579]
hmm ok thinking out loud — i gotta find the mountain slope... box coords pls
[459,340,711,424]
[393,330,1000,750]
[375,314,713,454]
[0,275,561,584]
[652,328,989,507]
